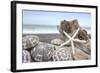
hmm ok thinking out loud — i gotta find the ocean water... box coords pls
[23,24,91,34]
[23,24,59,34]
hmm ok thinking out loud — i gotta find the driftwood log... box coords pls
[57,19,91,60]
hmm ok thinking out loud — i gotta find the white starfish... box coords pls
[60,28,86,55]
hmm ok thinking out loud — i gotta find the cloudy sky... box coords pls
[23,10,91,34]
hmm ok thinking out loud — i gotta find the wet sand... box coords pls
[23,33,64,43]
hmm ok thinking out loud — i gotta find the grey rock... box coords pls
[22,50,31,63]
[31,42,54,62]
[22,35,39,49]
[51,38,64,46]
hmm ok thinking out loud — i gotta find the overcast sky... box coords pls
[23,10,91,27]
[22,10,91,34]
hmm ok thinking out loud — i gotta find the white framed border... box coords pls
[13,1,97,71]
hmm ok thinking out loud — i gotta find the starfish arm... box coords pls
[71,40,75,54]
[52,48,59,61]
[54,53,59,61]
[55,54,60,61]
[63,31,71,39]
[72,28,80,39]
[52,49,56,61]
[73,39,86,43]
[60,40,70,47]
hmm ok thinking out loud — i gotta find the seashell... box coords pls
[53,46,73,61]
[51,38,64,46]
[22,35,39,50]
[31,42,54,62]
[22,50,31,63]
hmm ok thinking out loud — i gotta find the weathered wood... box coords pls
[75,41,91,55]
[73,47,90,60]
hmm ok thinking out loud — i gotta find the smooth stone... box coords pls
[31,42,54,62]
[53,46,73,61]
[22,35,39,50]
[22,50,31,63]
[51,38,64,46]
